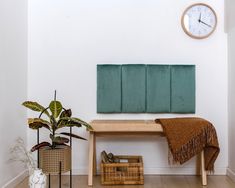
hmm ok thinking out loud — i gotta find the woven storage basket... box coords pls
[100,155,144,185]
[39,145,71,174]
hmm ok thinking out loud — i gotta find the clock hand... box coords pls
[200,20,212,28]
[198,13,201,22]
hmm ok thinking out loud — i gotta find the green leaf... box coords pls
[57,118,81,129]
[60,117,92,130]
[31,142,51,152]
[60,109,72,118]
[57,119,68,128]
[70,117,93,130]
[50,115,58,131]
[28,118,51,130]
[52,136,69,144]
[49,100,62,118]
[59,132,87,140]
[22,101,50,117]
[22,101,45,112]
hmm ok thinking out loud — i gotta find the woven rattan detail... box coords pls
[100,155,144,185]
[39,146,71,174]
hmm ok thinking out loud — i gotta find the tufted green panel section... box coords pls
[146,65,171,113]
[171,65,195,113]
[122,64,146,113]
[97,65,122,113]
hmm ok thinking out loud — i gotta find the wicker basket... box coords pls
[100,155,144,185]
[39,145,71,174]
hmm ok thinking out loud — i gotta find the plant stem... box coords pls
[54,90,57,101]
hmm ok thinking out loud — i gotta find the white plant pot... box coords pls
[29,169,46,188]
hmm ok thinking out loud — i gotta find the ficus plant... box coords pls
[22,91,92,152]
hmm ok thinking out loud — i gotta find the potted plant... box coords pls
[22,91,92,174]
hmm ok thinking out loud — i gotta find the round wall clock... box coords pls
[181,3,217,39]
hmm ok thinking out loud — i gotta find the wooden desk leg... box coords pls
[196,153,201,175]
[88,132,94,186]
[93,135,97,176]
[201,150,207,186]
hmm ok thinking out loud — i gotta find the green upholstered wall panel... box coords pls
[122,64,146,112]
[97,65,122,113]
[97,64,195,114]
[171,65,195,113]
[146,65,171,113]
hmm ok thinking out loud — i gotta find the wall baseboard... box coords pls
[227,168,235,182]
[2,170,28,188]
[72,166,227,175]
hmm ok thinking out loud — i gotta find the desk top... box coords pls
[89,120,163,133]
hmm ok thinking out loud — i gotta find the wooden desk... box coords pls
[88,120,207,186]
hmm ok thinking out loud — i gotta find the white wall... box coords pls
[227,0,235,181]
[0,0,28,187]
[28,0,228,174]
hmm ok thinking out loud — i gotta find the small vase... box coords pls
[29,169,46,188]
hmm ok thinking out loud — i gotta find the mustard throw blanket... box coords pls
[155,117,220,171]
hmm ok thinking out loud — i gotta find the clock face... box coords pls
[181,3,217,39]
